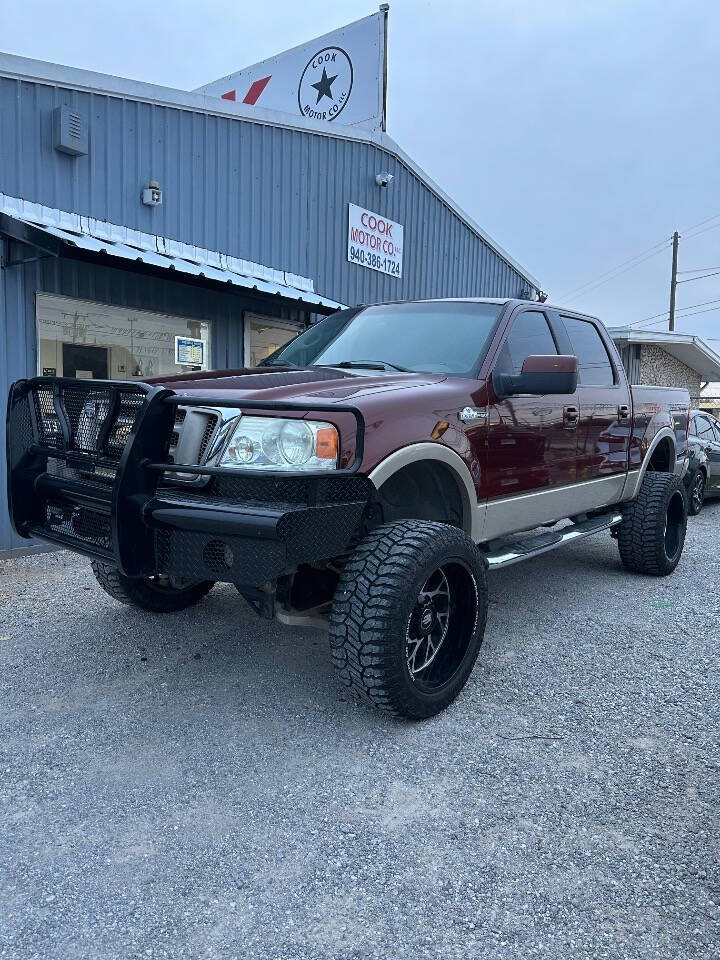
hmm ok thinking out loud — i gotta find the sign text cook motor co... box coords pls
[347,203,404,278]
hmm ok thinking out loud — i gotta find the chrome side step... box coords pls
[483,512,623,569]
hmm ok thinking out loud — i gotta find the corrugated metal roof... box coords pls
[0,192,346,310]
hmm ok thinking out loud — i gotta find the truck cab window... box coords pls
[561,315,615,386]
[496,311,558,376]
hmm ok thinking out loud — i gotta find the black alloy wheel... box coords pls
[663,488,687,562]
[405,563,478,693]
[688,469,706,516]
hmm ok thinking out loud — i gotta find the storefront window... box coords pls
[245,313,302,367]
[36,294,211,380]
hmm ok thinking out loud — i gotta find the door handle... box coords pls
[617,404,630,421]
[564,405,579,428]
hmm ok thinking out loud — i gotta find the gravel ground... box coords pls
[1,507,719,960]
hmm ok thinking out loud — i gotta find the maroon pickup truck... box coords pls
[7,298,691,718]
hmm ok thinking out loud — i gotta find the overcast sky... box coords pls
[2,0,719,341]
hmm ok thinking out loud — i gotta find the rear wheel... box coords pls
[687,467,706,516]
[329,520,488,719]
[91,562,214,612]
[617,472,688,576]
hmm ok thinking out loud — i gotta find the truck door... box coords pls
[552,313,631,484]
[484,308,578,510]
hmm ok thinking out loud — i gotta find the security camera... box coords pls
[375,171,394,188]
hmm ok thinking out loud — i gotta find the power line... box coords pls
[682,220,720,243]
[631,304,720,330]
[677,269,720,284]
[560,244,670,303]
[556,213,720,305]
[557,238,670,301]
[628,307,720,340]
[675,304,720,320]
[630,296,720,327]
[677,266,720,274]
[680,212,720,235]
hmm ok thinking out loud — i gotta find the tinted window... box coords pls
[695,417,716,441]
[498,312,558,375]
[262,301,505,376]
[689,417,699,437]
[561,315,615,386]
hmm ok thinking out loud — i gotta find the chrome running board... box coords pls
[483,512,623,569]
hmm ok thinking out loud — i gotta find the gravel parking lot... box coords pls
[1,507,719,960]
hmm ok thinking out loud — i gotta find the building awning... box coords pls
[609,327,720,383]
[0,192,345,312]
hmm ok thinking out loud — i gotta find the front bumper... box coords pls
[6,377,371,587]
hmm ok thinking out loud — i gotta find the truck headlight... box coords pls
[220,417,339,471]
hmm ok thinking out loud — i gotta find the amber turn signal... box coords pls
[315,426,339,460]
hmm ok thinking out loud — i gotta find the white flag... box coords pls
[194,9,388,131]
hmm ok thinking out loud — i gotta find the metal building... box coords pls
[0,51,539,552]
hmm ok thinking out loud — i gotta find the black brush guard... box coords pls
[6,377,372,587]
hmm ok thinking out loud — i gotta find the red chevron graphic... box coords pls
[242,76,271,105]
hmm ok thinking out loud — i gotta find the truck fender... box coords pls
[622,427,678,501]
[368,443,481,540]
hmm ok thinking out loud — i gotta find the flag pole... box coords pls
[380,4,389,131]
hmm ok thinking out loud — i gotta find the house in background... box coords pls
[609,327,720,417]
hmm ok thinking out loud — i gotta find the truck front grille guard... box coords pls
[7,377,367,578]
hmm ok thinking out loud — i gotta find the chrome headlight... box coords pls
[220,416,339,472]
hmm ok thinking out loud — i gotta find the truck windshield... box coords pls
[260,301,505,375]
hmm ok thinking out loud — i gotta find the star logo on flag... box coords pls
[311,67,337,104]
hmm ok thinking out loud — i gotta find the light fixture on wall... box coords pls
[375,171,394,188]
[142,179,163,207]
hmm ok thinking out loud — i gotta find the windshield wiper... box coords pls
[260,358,299,368]
[314,360,412,373]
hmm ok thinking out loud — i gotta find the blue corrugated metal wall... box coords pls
[0,75,533,304]
[0,70,537,550]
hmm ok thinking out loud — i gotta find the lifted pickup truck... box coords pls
[7,298,691,718]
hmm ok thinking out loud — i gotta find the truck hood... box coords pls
[151,367,446,406]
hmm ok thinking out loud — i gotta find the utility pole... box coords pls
[669,230,679,331]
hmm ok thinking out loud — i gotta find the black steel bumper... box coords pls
[6,377,372,587]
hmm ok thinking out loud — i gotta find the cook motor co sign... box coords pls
[347,203,404,279]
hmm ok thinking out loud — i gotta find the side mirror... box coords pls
[493,355,578,399]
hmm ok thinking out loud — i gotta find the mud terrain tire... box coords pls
[617,472,687,576]
[91,562,214,612]
[329,520,488,719]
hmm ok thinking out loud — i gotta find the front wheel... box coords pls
[329,520,488,719]
[617,472,688,576]
[91,562,214,612]
[686,467,706,516]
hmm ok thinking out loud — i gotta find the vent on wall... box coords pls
[53,105,88,157]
